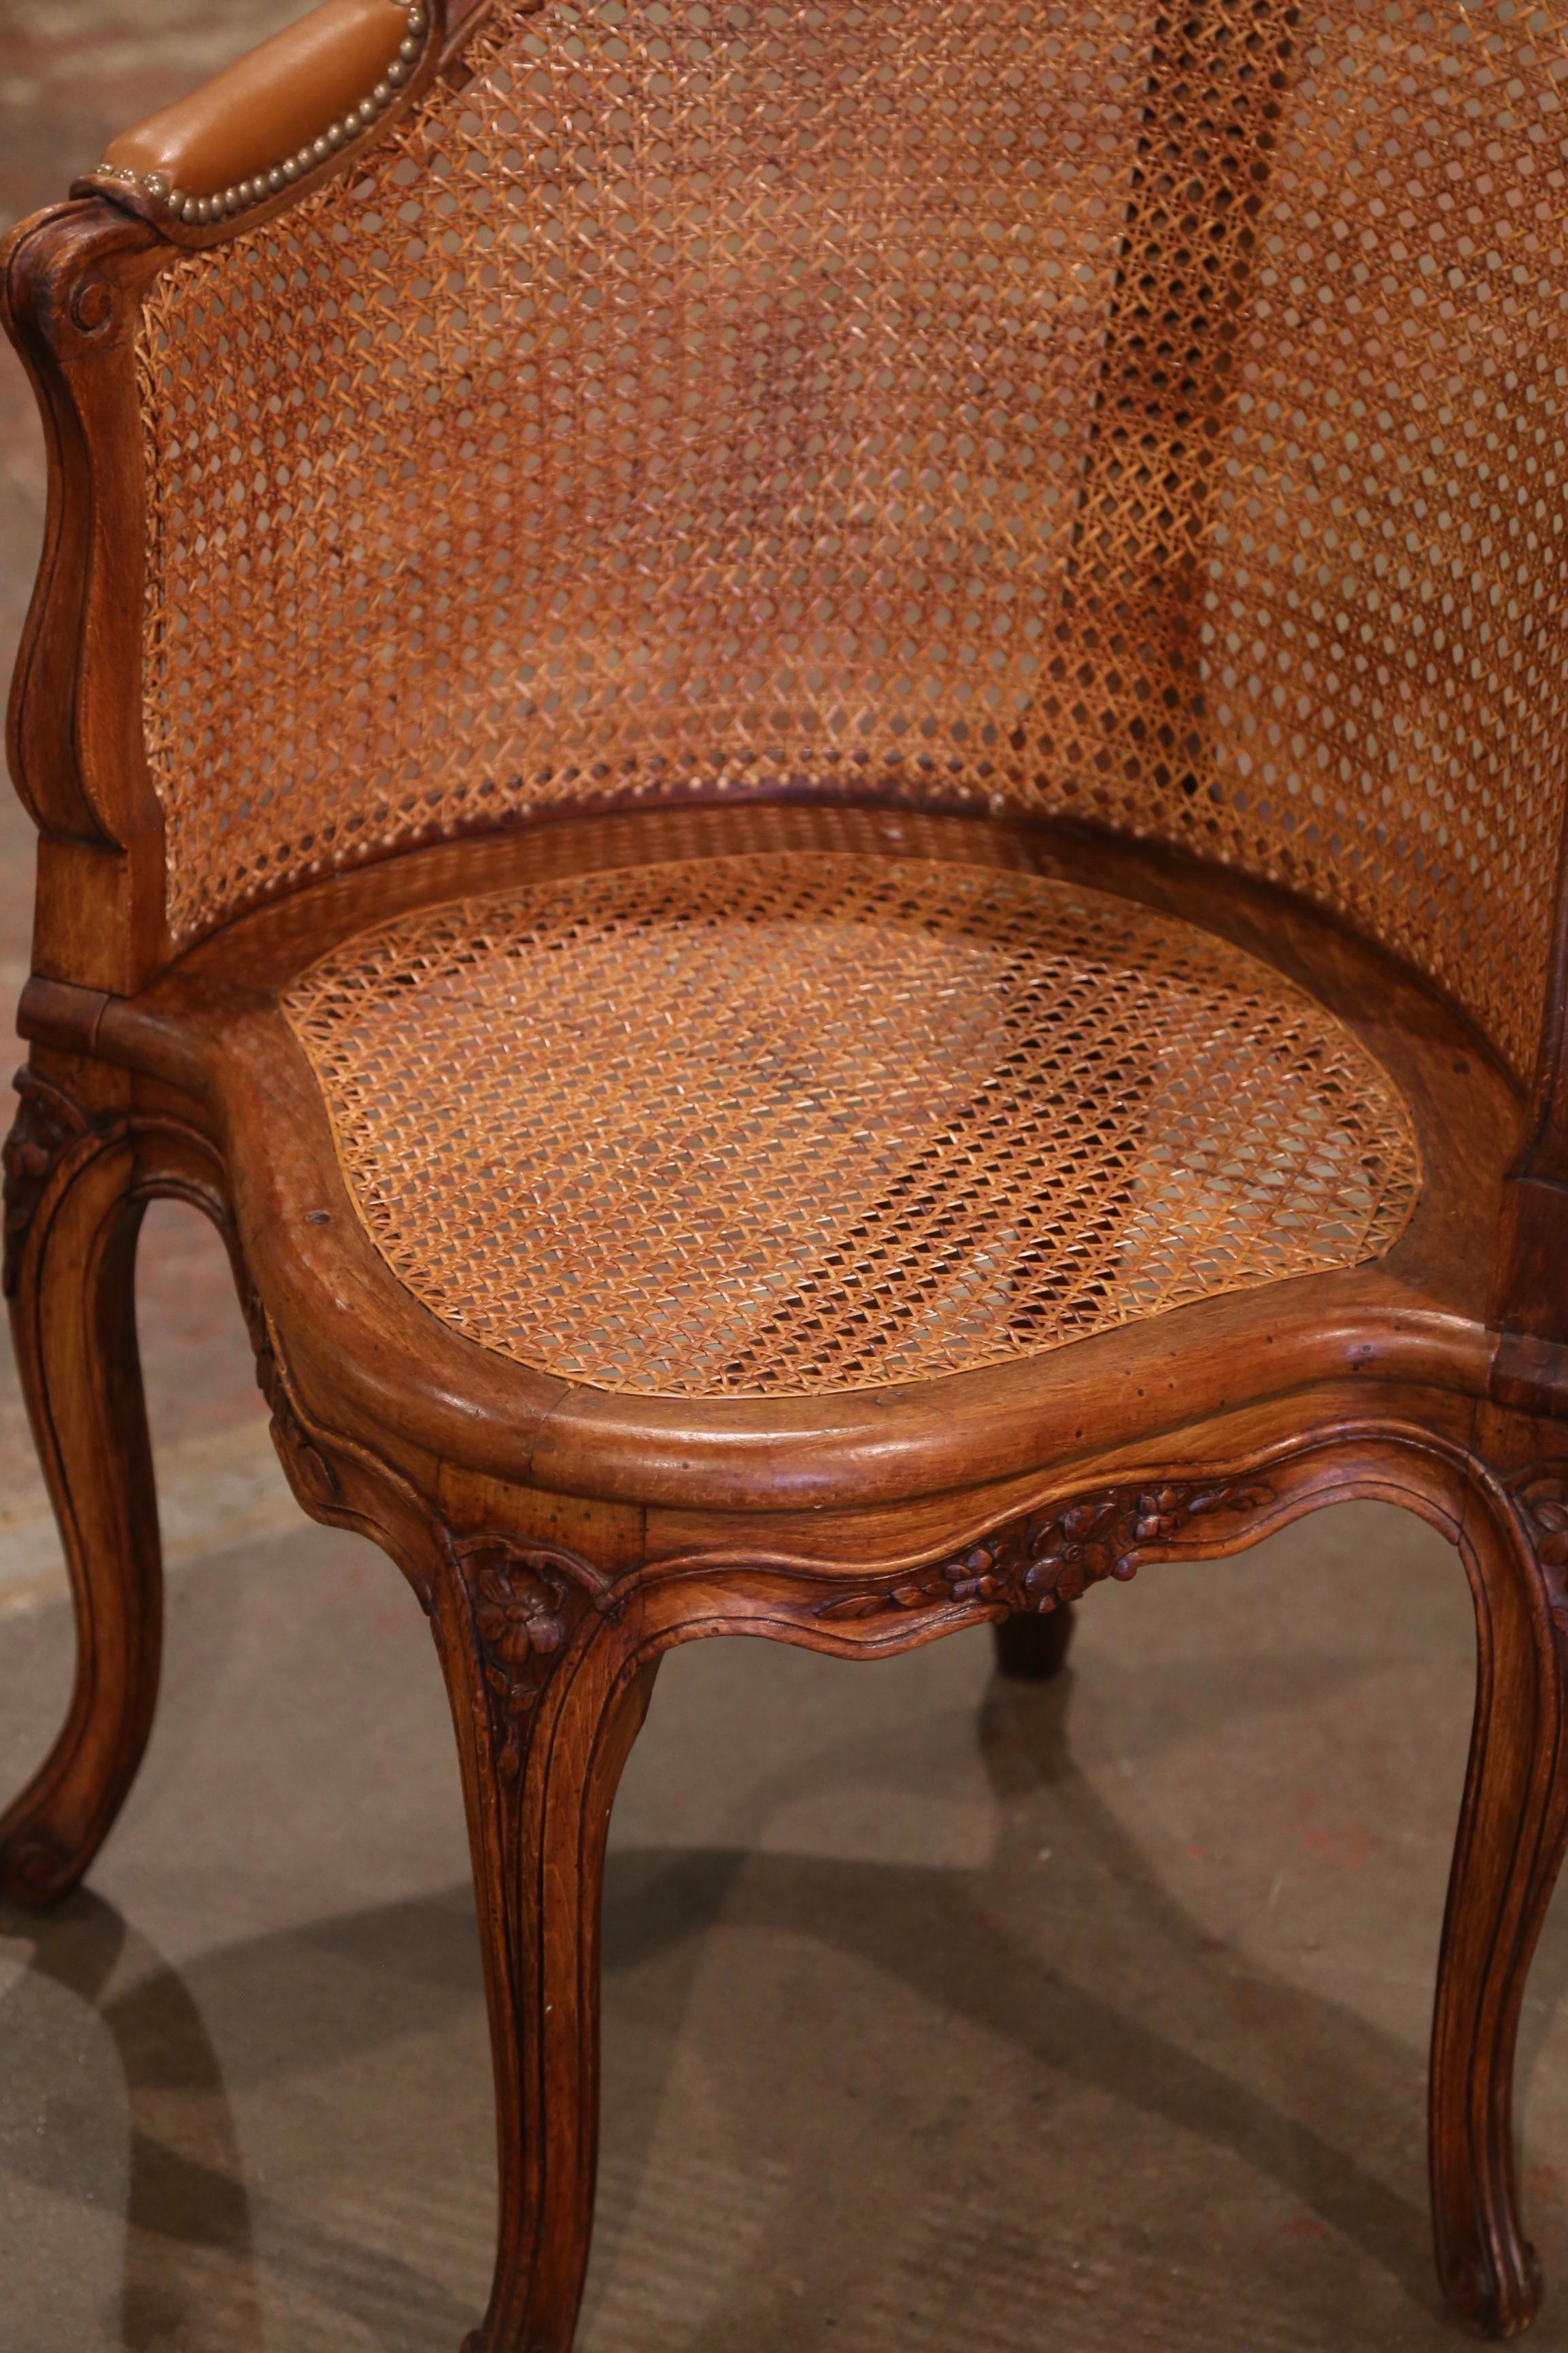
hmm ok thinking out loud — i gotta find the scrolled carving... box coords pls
[0,1824,76,1907]
[67,273,115,337]
[448,1537,607,1780]
[1510,1463,1568,1636]
[241,1291,342,1508]
[816,1477,1276,1625]
[2,1068,95,1297]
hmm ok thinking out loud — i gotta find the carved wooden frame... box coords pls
[5,0,1568,2346]
[1,1026,1565,2346]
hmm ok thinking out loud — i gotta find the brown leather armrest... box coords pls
[103,0,420,208]
[70,0,485,244]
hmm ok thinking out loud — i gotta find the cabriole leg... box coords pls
[1429,1446,1568,2337]
[429,1536,658,2353]
[992,1600,1074,1682]
[0,1102,161,1908]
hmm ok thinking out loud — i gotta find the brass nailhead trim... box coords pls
[101,3,428,227]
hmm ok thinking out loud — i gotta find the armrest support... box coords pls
[1491,796,1568,1340]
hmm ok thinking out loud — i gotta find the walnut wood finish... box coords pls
[0,1064,243,1899]
[5,0,1568,2346]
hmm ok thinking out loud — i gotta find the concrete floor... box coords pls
[12,1506,1568,2352]
[5,7,1568,2351]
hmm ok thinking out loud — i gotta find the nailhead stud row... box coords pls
[102,4,428,226]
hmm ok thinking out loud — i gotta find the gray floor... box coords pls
[9,1485,1568,2350]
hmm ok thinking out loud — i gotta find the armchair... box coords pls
[5,0,1568,2341]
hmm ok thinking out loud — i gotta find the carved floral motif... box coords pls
[816,1478,1276,1624]
[450,1537,595,1780]
[1510,1463,1568,1634]
[2,1068,93,1296]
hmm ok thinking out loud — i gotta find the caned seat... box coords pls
[285,847,1419,1397]
[7,0,1568,2346]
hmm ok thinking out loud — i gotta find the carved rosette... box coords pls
[2,1068,95,1296]
[816,1478,1276,1625]
[450,1537,602,1780]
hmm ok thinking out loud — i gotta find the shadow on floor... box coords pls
[5,1663,1539,2351]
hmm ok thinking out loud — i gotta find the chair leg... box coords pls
[1429,1456,1568,2337]
[992,1600,1074,1681]
[0,1121,163,1908]
[429,1538,659,2353]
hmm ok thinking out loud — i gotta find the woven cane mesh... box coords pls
[282,850,1419,1397]
[137,0,1568,1074]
